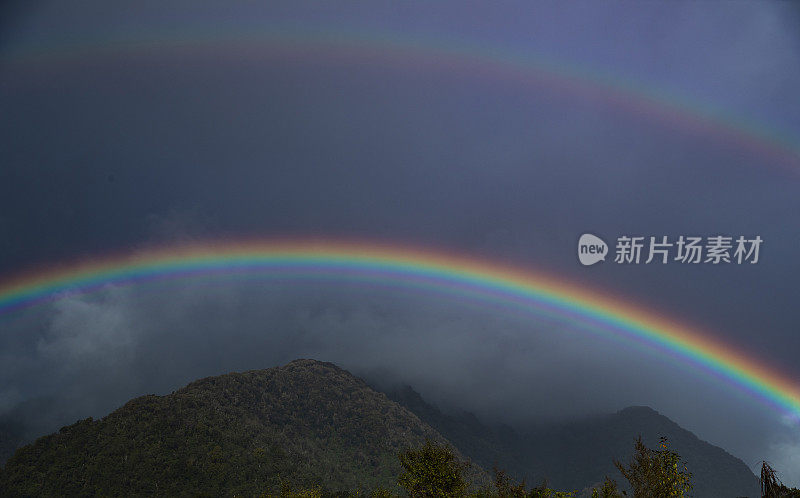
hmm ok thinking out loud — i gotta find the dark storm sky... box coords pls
[1,0,799,483]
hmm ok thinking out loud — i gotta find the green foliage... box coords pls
[526,489,574,498]
[395,445,578,498]
[398,440,470,497]
[370,486,399,498]
[492,466,528,497]
[276,481,324,498]
[0,360,445,496]
[614,436,692,498]
[590,477,622,498]
[488,467,573,498]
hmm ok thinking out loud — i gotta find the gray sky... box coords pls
[1,0,799,485]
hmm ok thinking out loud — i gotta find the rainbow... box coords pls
[1,239,798,418]
[4,24,800,172]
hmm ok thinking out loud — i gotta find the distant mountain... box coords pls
[0,360,451,496]
[382,386,760,498]
[519,405,761,498]
[378,385,528,479]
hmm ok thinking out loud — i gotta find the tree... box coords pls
[258,481,323,498]
[526,484,575,498]
[486,466,573,498]
[492,466,528,498]
[590,477,623,498]
[613,436,692,498]
[397,440,469,497]
[760,461,800,498]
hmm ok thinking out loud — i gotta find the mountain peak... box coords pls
[1,360,448,496]
[617,405,660,415]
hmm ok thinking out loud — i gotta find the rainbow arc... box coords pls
[0,239,797,418]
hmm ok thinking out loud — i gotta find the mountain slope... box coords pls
[0,360,449,496]
[383,386,760,498]
[380,385,529,479]
[520,406,760,498]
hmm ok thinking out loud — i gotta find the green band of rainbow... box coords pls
[1,239,798,418]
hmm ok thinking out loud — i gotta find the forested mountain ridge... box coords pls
[0,360,451,496]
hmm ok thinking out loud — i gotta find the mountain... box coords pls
[0,360,451,496]
[0,360,761,497]
[519,405,761,498]
[383,386,760,498]
[379,385,529,480]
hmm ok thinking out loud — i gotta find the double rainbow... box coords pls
[0,239,798,418]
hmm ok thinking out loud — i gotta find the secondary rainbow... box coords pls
[0,239,798,418]
[4,24,800,172]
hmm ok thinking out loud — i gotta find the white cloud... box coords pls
[37,287,137,368]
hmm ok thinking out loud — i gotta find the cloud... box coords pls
[37,289,137,368]
[144,208,217,245]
